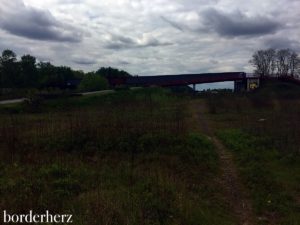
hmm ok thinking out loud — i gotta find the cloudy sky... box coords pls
[0,0,299,75]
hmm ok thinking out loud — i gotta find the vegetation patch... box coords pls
[217,129,299,224]
[0,88,235,225]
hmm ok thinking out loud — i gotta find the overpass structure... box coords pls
[109,72,260,92]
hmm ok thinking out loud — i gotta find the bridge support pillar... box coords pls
[192,84,196,91]
[234,80,247,92]
[234,78,260,92]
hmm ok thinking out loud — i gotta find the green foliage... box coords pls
[204,80,300,223]
[96,67,131,79]
[0,49,20,88]
[0,50,131,97]
[38,62,76,89]
[0,50,78,90]
[185,133,218,170]
[78,73,108,92]
[218,129,300,224]
[137,133,217,170]
[20,54,38,88]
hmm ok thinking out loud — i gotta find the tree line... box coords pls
[0,49,131,91]
[250,48,300,77]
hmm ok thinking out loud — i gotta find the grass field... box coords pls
[1,82,299,225]
[0,88,236,225]
[206,81,300,225]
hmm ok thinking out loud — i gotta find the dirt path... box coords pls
[0,98,26,105]
[191,99,256,225]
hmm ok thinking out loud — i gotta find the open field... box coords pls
[0,88,235,225]
[0,82,299,225]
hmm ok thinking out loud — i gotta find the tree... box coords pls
[73,70,85,79]
[55,66,75,86]
[250,48,300,77]
[276,49,291,77]
[289,52,300,77]
[0,49,132,91]
[1,49,16,62]
[96,67,131,79]
[0,58,3,91]
[0,49,20,88]
[20,54,38,88]
[79,73,108,92]
[37,62,56,88]
[37,62,78,88]
[249,48,276,77]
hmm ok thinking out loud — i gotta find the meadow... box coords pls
[1,82,299,225]
[206,81,300,225]
[0,88,235,225]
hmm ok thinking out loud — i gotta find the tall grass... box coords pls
[206,81,300,224]
[0,88,235,225]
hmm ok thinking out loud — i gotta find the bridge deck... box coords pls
[110,72,247,87]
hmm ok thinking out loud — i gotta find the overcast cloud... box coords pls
[0,0,299,75]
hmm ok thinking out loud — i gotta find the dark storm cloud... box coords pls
[105,33,172,50]
[0,1,83,42]
[203,9,283,37]
[263,37,300,51]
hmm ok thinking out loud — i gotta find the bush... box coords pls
[79,73,108,92]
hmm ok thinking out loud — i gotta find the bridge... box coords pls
[109,72,260,92]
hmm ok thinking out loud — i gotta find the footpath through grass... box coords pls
[0,88,235,225]
[206,81,300,225]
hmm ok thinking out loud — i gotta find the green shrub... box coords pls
[218,129,297,218]
[79,73,108,92]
